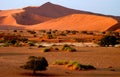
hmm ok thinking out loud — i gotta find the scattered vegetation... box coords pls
[0,30,119,47]
[53,60,96,71]
[20,56,48,75]
[62,44,76,52]
[27,30,36,34]
[0,32,30,47]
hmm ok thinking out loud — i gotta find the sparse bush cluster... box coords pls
[0,33,28,47]
[53,60,96,71]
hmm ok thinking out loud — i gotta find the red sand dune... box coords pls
[27,14,118,32]
[0,2,120,31]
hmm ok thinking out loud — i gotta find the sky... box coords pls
[0,0,120,16]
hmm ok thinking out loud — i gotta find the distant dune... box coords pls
[0,2,120,31]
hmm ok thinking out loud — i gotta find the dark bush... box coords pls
[99,35,117,47]
[43,48,51,52]
[21,56,48,75]
[13,30,17,32]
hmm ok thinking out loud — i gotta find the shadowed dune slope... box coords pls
[24,2,93,18]
[0,9,52,26]
[27,14,118,32]
[13,11,52,25]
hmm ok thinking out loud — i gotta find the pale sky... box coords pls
[0,0,120,16]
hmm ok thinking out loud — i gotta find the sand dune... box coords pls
[0,2,119,31]
[28,14,118,32]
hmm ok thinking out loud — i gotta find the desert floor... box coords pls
[0,47,120,77]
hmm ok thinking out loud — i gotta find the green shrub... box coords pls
[66,61,78,67]
[70,63,96,70]
[20,56,48,75]
[62,44,76,52]
[53,60,69,65]
[28,42,35,46]
[53,60,96,71]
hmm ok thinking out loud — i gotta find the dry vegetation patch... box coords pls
[53,60,96,71]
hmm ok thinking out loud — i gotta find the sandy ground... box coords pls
[0,47,120,77]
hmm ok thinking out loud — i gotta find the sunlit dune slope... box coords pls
[27,14,118,32]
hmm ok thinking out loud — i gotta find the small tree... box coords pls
[21,56,48,75]
[99,35,117,47]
